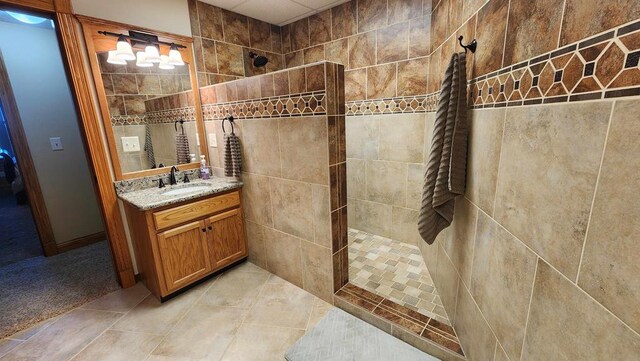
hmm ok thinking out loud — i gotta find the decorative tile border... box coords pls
[335,283,465,359]
[110,108,197,126]
[345,94,439,116]
[469,19,640,108]
[111,114,146,126]
[202,91,327,120]
[344,19,640,116]
[145,107,197,124]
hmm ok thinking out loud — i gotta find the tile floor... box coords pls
[348,228,451,325]
[0,262,333,361]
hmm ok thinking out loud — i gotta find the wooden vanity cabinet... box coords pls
[156,220,211,293]
[124,189,246,300]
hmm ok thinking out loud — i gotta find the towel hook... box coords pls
[174,119,185,135]
[458,36,477,53]
[222,115,235,135]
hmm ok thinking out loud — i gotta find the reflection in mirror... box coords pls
[97,51,201,174]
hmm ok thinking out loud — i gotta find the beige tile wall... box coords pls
[407,0,640,359]
[238,113,337,303]
[346,113,433,247]
[197,62,346,303]
[423,99,640,361]
[185,2,640,358]
[198,63,337,177]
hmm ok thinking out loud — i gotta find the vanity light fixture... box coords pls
[158,55,175,70]
[106,50,127,65]
[144,43,161,63]
[135,51,153,67]
[168,44,184,66]
[98,30,186,68]
[115,35,136,61]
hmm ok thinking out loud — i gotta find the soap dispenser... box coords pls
[200,155,210,180]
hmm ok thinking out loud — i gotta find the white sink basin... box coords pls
[161,185,211,196]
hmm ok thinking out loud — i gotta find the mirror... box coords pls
[79,17,206,179]
[98,52,200,173]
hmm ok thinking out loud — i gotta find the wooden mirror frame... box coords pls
[77,16,206,180]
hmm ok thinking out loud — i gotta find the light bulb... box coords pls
[6,11,47,25]
[144,44,161,63]
[136,51,153,67]
[106,50,126,65]
[159,55,175,70]
[168,44,184,66]
[115,36,135,61]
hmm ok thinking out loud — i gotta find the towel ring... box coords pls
[174,120,185,135]
[222,115,235,135]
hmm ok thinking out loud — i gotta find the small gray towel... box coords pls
[224,133,242,177]
[144,124,156,168]
[176,133,190,164]
[417,52,469,245]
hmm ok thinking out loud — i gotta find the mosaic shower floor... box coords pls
[348,228,451,325]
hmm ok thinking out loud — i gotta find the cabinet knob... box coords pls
[207,226,213,230]
[201,228,206,232]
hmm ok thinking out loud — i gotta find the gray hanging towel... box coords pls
[176,133,190,164]
[224,132,242,177]
[417,52,469,245]
[143,124,156,168]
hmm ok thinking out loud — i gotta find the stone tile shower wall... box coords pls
[345,113,431,247]
[187,0,285,87]
[198,62,347,303]
[280,1,434,247]
[186,1,640,359]
[420,2,640,361]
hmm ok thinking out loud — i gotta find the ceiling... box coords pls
[0,10,54,29]
[200,0,350,26]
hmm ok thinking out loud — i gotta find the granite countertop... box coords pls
[117,177,243,210]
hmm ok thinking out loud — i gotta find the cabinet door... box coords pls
[206,208,247,269]
[157,220,211,293]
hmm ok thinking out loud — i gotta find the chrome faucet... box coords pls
[169,166,179,185]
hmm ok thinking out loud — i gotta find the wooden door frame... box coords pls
[0,0,136,287]
[0,51,57,256]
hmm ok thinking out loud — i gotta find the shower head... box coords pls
[249,51,269,67]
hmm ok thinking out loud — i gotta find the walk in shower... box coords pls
[345,111,451,325]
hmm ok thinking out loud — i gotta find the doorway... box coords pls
[0,104,42,267]
[0,7,119,339]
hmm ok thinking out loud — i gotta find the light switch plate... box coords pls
[121,136,141,152]
[208,133,217,147]
[49,137,63,151]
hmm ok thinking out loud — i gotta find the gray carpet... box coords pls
[0,241,119,338]
[285,308,440,361]
[0,192,43,267]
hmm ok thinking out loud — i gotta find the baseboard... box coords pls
[56,231,106,253]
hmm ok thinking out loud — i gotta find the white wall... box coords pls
[72,0,192,37]
[0,20,104,243]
